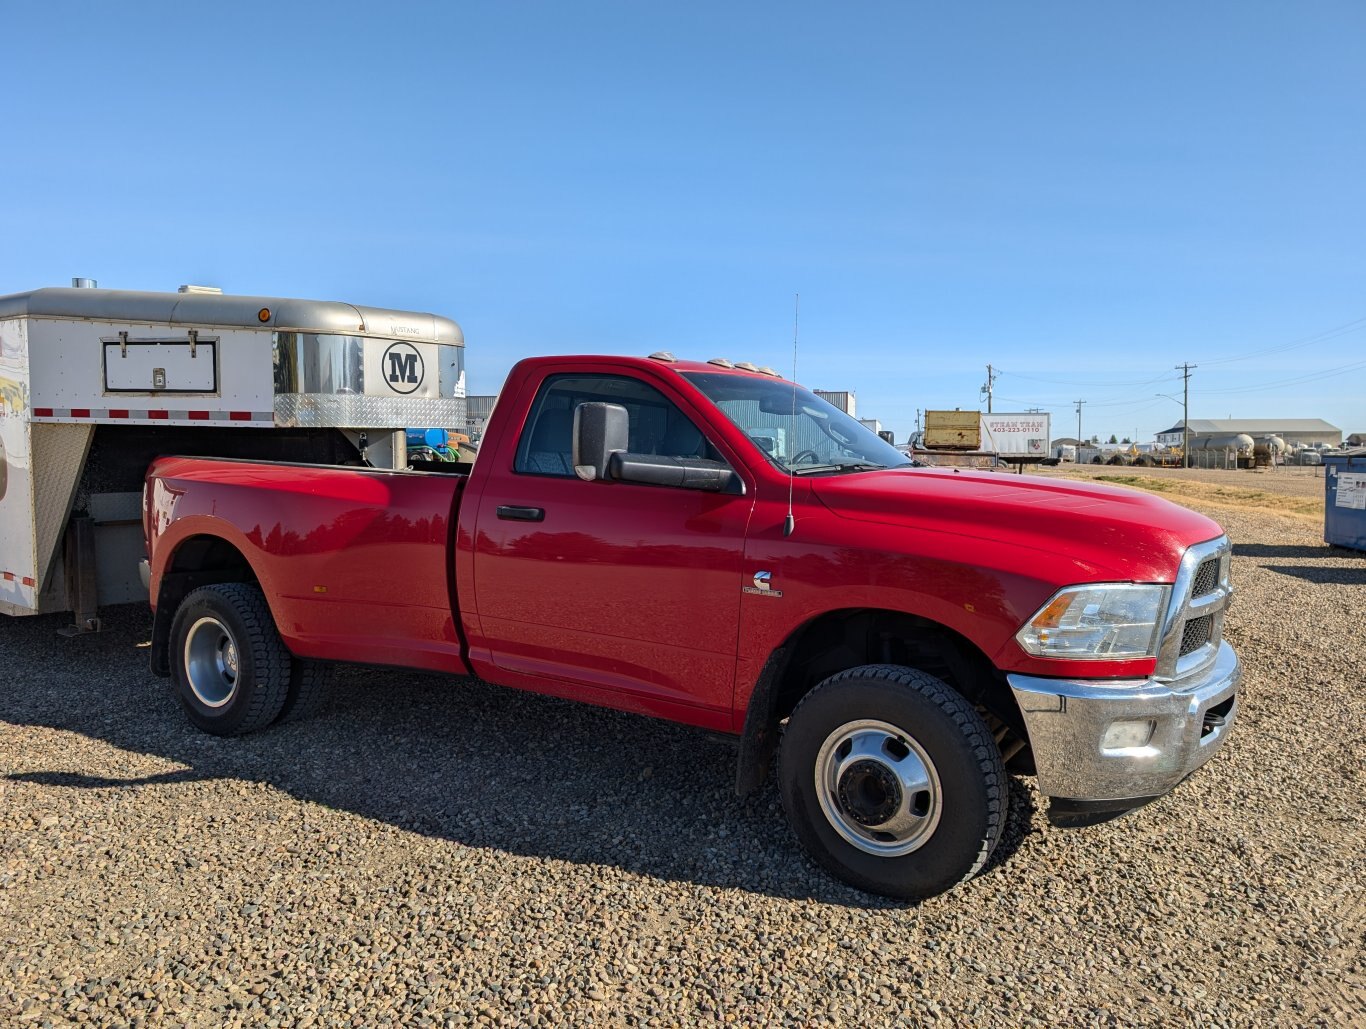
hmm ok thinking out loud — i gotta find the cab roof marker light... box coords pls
[734,361,760,372]
[647,351,677,363]
[758,366,780,377]
[707,358,734,368]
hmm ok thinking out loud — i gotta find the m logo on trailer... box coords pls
[384,342,423,394]
[362,338,439,400]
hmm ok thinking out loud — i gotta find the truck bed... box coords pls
[146,457,470,673]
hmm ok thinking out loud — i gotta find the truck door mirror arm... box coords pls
[610,453,742,493]
[573,401,743,494]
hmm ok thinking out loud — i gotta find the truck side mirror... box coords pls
[573,402,628,481]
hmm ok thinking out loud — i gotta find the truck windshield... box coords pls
[682,371,913,474]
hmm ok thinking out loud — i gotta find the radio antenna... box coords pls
[784,293,798,538]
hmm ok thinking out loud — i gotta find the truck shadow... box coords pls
[1232,542,1354,560]
[1263,564,1366,586]
[2,605,1034,908]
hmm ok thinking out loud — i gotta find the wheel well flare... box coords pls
[149,535,258,676]
[736,608,1029,797]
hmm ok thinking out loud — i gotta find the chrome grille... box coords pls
[1156,536,1233,682]
[1192,558,1220,598]
[1180,615,1213,655]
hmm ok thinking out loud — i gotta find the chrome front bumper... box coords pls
[1007,641,1241,803]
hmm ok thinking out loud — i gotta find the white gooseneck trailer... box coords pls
[0,283,464,629]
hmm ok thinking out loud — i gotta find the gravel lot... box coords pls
[2,478,1363,1027]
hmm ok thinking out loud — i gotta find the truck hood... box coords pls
[810,468,1225,582]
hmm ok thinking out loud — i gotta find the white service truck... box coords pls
[979,412,1051,465]
[918,410,1051,468]
[0,283,464,631]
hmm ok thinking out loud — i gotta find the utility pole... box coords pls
[981,364,998,414]
[1074,399,1086,447]
[1176,363,1196,468]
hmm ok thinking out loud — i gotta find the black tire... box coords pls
[169,583,291,736]
[274,659,336,725]
[779,664,1006,900]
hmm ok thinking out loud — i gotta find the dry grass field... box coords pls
[1036,462,1328,518]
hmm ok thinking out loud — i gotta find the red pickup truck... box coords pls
[142,354,1240,898]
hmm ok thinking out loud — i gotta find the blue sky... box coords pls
[4,2,1363,442]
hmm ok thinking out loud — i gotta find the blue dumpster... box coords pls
[1324,450,1366,551]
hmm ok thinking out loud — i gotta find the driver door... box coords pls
[472,371,753,723]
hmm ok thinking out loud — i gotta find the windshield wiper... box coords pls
[790,461,890,476]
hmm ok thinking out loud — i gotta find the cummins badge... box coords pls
[743,570,783,598]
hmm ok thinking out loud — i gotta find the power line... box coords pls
[984,345,1366,426]
[997,369,1179,388]
[988,316,1366,409]
[1198,315,1366,367]
[1192,356,1366,395]
[995,393,1181,411]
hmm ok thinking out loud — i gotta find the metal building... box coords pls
[464,394,498,441]
[1157,419,1341,449]
[814,390,856,418]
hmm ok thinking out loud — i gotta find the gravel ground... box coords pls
[2,489,1363,1027]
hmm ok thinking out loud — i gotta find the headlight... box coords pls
[1015,584,1170,660]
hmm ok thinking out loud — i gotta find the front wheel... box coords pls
[169,583,292,736]
[779,664,1006,899]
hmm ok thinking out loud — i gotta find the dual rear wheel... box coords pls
[170,583,333,736]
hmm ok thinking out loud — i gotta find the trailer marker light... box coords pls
[258,308,271,322]
[313,585,328,593]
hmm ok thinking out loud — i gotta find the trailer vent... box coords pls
[178,284,223,295]
[71,278,98,288]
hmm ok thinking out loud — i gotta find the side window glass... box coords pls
[516,394,576,476]
[514,374,723,477]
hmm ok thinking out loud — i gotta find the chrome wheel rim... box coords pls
[184,616,240,708]
[814,719,942,857]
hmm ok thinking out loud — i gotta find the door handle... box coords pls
[496,505,545,522]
